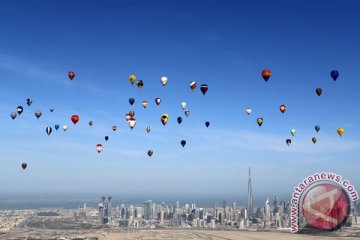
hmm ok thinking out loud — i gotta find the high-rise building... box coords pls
[247,167,253,219]
[143,201,150,220]
[108,196,112,221]
[223,200,227,218]
[99,198,105,222]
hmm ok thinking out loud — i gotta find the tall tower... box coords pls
[108,196,112,221]
[247,167,253,220]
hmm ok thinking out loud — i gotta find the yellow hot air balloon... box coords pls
[337,128,344,137]
[161,114,169,126]
[129,74,136,85]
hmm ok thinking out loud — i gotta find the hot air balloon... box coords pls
[147,150,153,157]
[205,121,210,128]
[125,113,131,121]
[26,98,32,106]
[55,124,60,131]
[96,144,103,153]
[184,109,190,117]
[111,126,116,131]
[71,115,79,125]
[200,84,208,95]
[246,107,252,115]
[142,100,148,108]
[35,109,42,119]
[21,163,27,170]
[337,128,344,137]
[50,108,54,112]
[177,117,182,124]
[181,140,186,147]
[181,101,186,109]
[128,118,137,130]
[161,114,169,126]
[280,104,286,113]
[316,88,322,96]
[257,118,263,127]
[160,76,168,86]
[129,97,135,105]
[155,98,161,105]
[146,126,151,133]
[290,129,296,136]
[105,136,109,141]
[312,137,317,144]
[10,112,17,120]
[129,111,135,117]
[136,80,144,89]
[286,139,291,146]
[315,125,320,132]
[89,121,94,126]
[262,69,271,81]
[17,106,23,115]
[129,74,136,84]
[46,126,52,136]
[68,71,75,80]
[63,125,68,131]
[189,81,197,91]
[331,70,339,82]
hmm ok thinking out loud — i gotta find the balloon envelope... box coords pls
[35,110,42,119]
[105,136,109,141]
[290,129,296,136]
[68,71,75,80]
[286,139,291,146]
[257,118,263,126]
[205,121,210,128]
[160,76,168,86]
[10,112,17,120]
[21,163,27,170]
[112,126,117,131]
[280,104,286,113]
[96,144,103,153]
[71,115,79,124]
[181,140,186,147]
[129,74,136,84]
[331,70,339,81]
[262,69,271,81]
[316,88,322,96]
[315,125,320,132]
[337,128,344,137]
[46,127,52,136]
[189,81,197,91]
[129,97,135,105]
[128,118,137,129]
[155,98,161,105]
[200,84,208,95]
[147,150,153,157]
[184,109,190,117]
[136,80,144,89]
[161,114,169,126]
[17,106,24,115]
[246,107,252,115]
[26,98,32,106]
[142,100,148,108]
[181,101,186,109]
[312,137,317,144]
[63,125,68,131]
[55,124,60,130]
[177,117,182,124]
[146,126,151,133]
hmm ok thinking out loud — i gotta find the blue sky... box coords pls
[0,0,360,204]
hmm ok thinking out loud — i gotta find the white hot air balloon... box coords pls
[246,107,252,115]
[181,101,187,109]
[160,76,168,86]
[128,118,137,130]
[63,125,68,131]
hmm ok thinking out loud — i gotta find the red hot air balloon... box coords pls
[68,71,75,80]
[262,69,271,81]
[71,115,79,124]
[96,144,103,153]
[280,104,286,113]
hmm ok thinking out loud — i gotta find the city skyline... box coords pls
[0,0,360,197]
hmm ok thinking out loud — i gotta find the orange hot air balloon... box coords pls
[280,104,286,113]
[262,69,271,81]
[68,71,75,80]
[71,115,79,124]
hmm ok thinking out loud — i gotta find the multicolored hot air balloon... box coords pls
[10,112,17,120]
[155,98,161,105]
[161,114,169,126]
[184,109,190,117]
[286,139,291,146]
[177,117,182,124]
[189,81,197,91]
[290,129,296,136]
[129,97,135,105]
[46,126,52,136]
[96,144,103,153]
[160,76,168,86]
[26,98,32,106]
[257,118,263,127]
[337,128,344,137]
[71,115,79,124]
[280,104,286,113]
[181,140,186,147]
[262,69,271,81]
[128,118,137,130]
[129,74,136,85]
[136,80,144,89]
[35,109,42,119]
[129,111,135,117]
[68,71,75,80]
[200,84,208,95]
[316,88,323,96]
[21,163,27,170]
[112,126,117,131]
[17,106,23,115]
[142,100,148,108]
[125,113,131,121]
[312,137,317,144]
[147,150,153,157]
[331,70,339,82]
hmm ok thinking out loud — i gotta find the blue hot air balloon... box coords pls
[331,70,339,82]
[55,124,60,131]
[46,126,52,136]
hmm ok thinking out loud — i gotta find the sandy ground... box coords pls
[93,230,359,240]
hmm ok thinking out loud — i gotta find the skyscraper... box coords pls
[247,167,253,219]
[143,201,150,220]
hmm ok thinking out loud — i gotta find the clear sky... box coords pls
[0,0,359,204]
